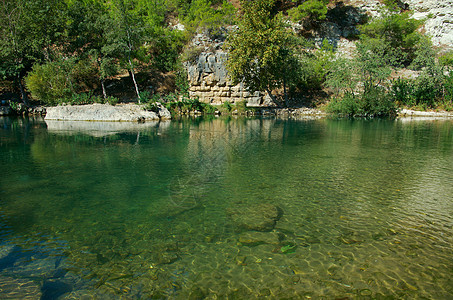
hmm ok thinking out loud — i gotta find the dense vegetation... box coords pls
[1,0,452,117]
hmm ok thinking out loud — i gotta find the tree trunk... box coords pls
[128,58,140,103]
[101,78,107,99]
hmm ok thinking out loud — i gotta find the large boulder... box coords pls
[227,203,282,232]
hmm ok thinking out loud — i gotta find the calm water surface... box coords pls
[0,116,452,299]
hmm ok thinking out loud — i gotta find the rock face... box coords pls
[187,51,272,106]
[45,103,170,122]
[227,203,281,232]
[405,0,453,47]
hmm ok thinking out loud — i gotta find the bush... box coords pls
[25,58,99,105]
[175,65,190,96]
[359,10,424,67]
[288,0,329,24]
[327,86,396,118]
[390,77,414,106]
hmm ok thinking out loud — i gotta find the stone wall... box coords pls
[187,51,271,106]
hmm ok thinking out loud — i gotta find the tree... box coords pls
[226,0,299,106]
[104,0,148,102]
[0,0,67,104]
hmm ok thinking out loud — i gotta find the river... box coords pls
[0,116,452,299]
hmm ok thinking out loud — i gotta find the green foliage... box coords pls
[0,0,68,103]
[294,40,335,92]
[390,78,413,106]
[25,58,99,105]
[327,86,396,118]
[220,101,233,112]
[233,100,248,113]
[138,91,152,103]
[226,0,300,104]
[175,66,190,96]
[180,46,204,64]
[149,27,186,72]
[325,58,358,95]
[359,10,424,67]
[164,96,216,114]
[288,0,329,23]
[182,0,236,34]
[438,51,453,68]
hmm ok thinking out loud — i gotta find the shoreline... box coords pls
[2,103,453,121]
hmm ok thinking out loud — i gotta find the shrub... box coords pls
[175,65,190,96]
[390,77,414,106]
[288,0,329,24]
[327,87,396,118]
[220,101,233,112]
[25,58,99,105]
[359,10,424,67]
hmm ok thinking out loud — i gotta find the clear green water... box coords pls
[0,116,452,299]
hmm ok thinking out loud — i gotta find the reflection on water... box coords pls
[0,116,452,299]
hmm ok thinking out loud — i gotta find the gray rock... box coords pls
[156,102,171,120]
[45,103,160,122]
[0,106,12,116]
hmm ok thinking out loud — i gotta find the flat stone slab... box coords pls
[398,109,453,118]
[45,103,169,122]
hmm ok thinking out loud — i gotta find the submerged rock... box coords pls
[227,203,282,232]
[238,231,281,246]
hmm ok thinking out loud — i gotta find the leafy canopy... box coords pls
[226,0,299,102]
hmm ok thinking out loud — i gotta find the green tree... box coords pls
[0,0,67,104]
[226,0,299,105]
[66,0,119,99]
[104,0,148,102]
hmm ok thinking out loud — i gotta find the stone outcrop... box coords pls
[187,51,272,106]
[45,103,170,122]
